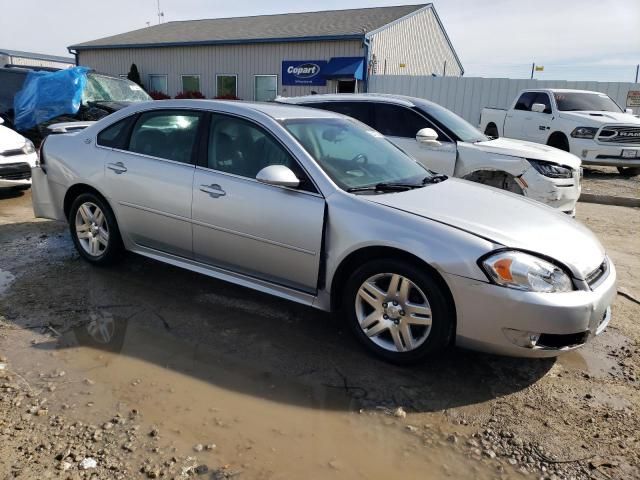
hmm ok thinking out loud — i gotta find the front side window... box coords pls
[373,103,430,138]
[208,114,314,191]
[148,74,168,94]
[255,75,278,102]
[514,92,537,111]
[553,92,622,112]
[282,117,430,191]
[216,75,237,98]
[128,110,202,163]
[533,93,552,114]
[181,75,201,93]
[421,103,487,143]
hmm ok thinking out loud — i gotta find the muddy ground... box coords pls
[0,190,639,480]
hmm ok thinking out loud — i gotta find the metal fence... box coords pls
[368,75,640,126]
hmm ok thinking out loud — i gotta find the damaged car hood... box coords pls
[365,178,604,278]
[469,137,581,169]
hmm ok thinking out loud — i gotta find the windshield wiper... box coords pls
[422,174,448,184]
[346,182,423,193]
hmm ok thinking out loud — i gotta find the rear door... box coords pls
[99,109,203,258]
[371,103,457,176]
[191,112,325,292]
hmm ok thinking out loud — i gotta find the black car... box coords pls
[0,66,151,143]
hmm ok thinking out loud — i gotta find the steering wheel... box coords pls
[351,153,369,165]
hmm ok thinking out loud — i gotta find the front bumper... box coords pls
[446,258,617,358]
[0,152,37,188]
[521,167,580,215]
[570,139,640,167]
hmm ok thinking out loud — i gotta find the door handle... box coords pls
[200,184,226,198]
[107,162,127,174]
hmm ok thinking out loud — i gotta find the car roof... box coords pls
[277,93,446,109]
[131,99,345,121]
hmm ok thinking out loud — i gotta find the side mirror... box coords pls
[531,103,547,113]
[256,164,300,188]
[625,108,634,115]
[416,128,441,146]
[0,117,4,125]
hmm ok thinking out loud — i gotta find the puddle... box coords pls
[0,269,15,295]
[1,314,500,479]
[558,329,629,379]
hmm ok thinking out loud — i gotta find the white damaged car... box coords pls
[278,94,582,215]
[0,118,37,190]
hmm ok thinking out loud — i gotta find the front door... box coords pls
[372,103,457,176]
[523,92,553,143]
[192,113,325,292]
[101,109,204,258]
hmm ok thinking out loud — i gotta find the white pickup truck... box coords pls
[480,89,640,176]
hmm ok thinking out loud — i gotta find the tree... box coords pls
[127,64,143,87]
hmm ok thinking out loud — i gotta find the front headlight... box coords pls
[528,159,573,179]
[21,140,36,155]
[570,127,598,139]
[481,251,574,293]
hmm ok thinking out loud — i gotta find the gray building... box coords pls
[69,4,463,101]
[0,49,74,70]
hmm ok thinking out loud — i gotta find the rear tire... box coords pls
[342,258,455,364]
[617,166,640,177]
[69,193,123,265]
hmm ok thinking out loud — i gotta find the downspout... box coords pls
[363,32,371,93]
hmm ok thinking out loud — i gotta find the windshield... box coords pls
[422,103,488,143]
[83,73,151,103]
[282,118,431,191]
[553,92,622,112]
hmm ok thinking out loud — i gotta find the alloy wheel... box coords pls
[75,202,109,257]
[355,273,433,353]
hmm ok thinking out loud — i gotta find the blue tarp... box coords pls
[322,57,365,80]
[13,66,89,131]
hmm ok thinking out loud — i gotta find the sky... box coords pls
[1,0,638,82]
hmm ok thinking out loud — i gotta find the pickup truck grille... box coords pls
[598,126,640,144]
[0,162,31,181]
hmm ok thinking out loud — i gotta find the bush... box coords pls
[174,91,205,99]
[126,64,143,88]
[214,94,241,100]
[148,90,171,100]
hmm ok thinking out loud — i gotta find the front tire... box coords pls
[618,166,640,177]
[69,193,123,265]
[343,259,455,364]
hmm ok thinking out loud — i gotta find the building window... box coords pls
[254,75,278,102]
[181,75,201,93]
[216,75,238,98]
[148,74,168,94]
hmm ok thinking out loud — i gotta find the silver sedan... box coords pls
[31,100,616,363]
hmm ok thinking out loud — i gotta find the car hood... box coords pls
[471,137,581,169]
[365,178,604,278]
[0,125,29,152]
[558,110,640,126]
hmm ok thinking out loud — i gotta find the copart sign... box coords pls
[282,61,327,86]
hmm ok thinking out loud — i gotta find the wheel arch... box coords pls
[63,183,112,220]
[329,246,457,332]
[546,131,570,150]
[462,169,525,195]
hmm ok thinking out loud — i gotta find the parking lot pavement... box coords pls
[1,190,639,479]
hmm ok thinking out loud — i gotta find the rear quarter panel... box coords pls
[480,108,507,135]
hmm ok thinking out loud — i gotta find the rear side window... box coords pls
[97,116,134,149]
[128,110,203,164]
[514,92,537,111]
[373,103,430,138]
[311,102,373,126]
